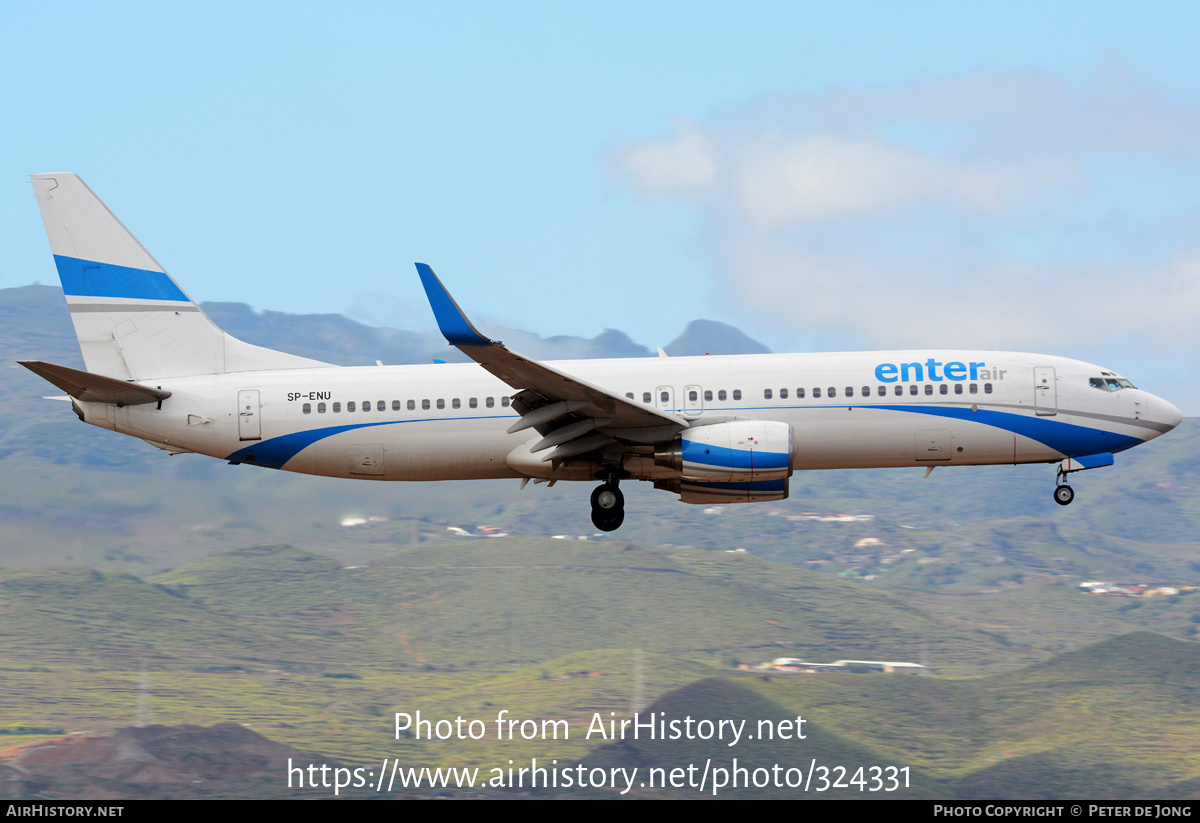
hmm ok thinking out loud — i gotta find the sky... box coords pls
[4,1,1200,411]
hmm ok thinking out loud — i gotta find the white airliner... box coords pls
[22,173,1183,531]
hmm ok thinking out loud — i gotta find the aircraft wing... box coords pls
[416,264,686,462]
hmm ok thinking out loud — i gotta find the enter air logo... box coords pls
[873,359,1007,383]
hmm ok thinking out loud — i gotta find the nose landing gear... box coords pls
[1053,483,1075,506]
[590,481,625,531]
[1053,462,1076,506]
[1051,453,1115,507]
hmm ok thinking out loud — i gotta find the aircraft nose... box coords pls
[1149,395,1183,431]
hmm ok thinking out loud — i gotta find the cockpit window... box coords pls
[1091,376,1138,392]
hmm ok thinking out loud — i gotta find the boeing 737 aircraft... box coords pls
[21,173,1183,531]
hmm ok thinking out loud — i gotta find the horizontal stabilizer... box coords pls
[19,361,171,405]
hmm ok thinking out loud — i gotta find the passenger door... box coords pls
[237,390,261,441]
[1034,367,1057,416]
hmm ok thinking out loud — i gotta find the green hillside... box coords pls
[747,632,1200,799]
[3,537,1197,798]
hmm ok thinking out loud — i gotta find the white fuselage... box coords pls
[75,349,1178,484]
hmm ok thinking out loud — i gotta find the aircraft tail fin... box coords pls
[30,173,328,380]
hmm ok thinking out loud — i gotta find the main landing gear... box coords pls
[590,480,625,531]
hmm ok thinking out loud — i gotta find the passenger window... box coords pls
[797,388,805,399]
[780,388,788,399]
[378,400,385,411]
[317,402,326,413]
[954,384,963,395]
[363,400,371,411]
[878,386,887,397]
[939,384,948,395]
[909,385,918,396]
[469,397,478,408]
[813,387,822,398]
[486,397,494,408]
[501,397,510,407]
[969,384,977,394]
[862,386,870,396]
[643,392,652,404]
[422,399,430,410]
[452,398,461,409]
[333,402,342,413]
[392,400,401,411]
[704,390,713,401]
[660,391,669,403]
[407,399,415,410]
[732,390,742,400]
[689,390,698,402]
[984,383,993,394]
[626,392,634,399]
[303,403,311,414]
[347,401,356,412]
[828,387,836,398]
[437,399,445,409]
[845,387,854,397]
[718,390,727,401]
[924,385,933,396]
[894,385,902,396]
[764,389,773,400]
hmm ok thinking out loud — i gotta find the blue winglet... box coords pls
[415,263,493,347]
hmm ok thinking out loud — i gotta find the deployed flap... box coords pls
[20,360,170,405]
[416,263,685,432]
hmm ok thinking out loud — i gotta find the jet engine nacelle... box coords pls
[654,419,794,483]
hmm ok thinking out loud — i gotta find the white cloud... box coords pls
[726,135,1082,227]
[612,119,718,197]
[609,66,1200,364]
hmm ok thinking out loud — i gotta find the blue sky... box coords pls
[5,1,1200,410]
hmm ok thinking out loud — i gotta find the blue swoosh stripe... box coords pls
[227,405,1141,472]
[870,405,1143,457]
[55,255,189,302]
[228,422,396,469]
[226,416,510,469]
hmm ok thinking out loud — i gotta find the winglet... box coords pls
[415,263,493,347]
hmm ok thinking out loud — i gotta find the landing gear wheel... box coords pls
[591,506,625,531]
[590,482,625,531]
[1053,484,1075,506]
[591,484,624,512]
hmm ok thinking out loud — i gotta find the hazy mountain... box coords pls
[2,285,769,367]
[664,319,772,356]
